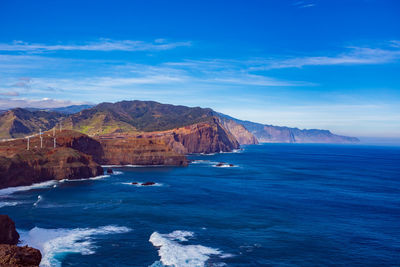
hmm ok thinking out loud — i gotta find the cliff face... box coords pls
[219,118,258,145]
[169,118,240,153]
[251,125,359,143]
[0,147,103,189]
[98,137,188,166]
[55,130,104,163]
[0,215,42,267]
[217,113,360,144]
[52,130,188,166]
[112,118,241,154]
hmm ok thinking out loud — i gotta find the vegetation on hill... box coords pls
[62,100,215,135]
[0,108,66,139]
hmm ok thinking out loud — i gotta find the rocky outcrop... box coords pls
[0,244,42,267]
[168,118,240,153]
[0,147,103,189]
[219,117,258,145]
[0,215,42,267]
[0,133,104,189]
[0,215,19,245]
[55,130,104,163]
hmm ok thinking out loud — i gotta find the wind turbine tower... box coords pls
[39,129,43,148]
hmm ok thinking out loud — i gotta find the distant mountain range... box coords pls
[0,101,359,144]
[217,113,360,144]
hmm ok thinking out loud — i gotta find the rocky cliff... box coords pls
[0,147,103,189]
[0,132,103,189]
[54,130,188,166]
[167,118,240,153]
[249,124,359,143]
[0,215,42,267]
[218,113,359,144]
[98,137,188,166]
[218,117,258,145]
[110,117,240,154]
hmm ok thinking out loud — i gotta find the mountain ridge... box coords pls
[217,112,359,144]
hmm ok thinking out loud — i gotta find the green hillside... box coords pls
[61,100,215,135]
[0,108,66,139]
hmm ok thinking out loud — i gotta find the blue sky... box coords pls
[0,0,399,138]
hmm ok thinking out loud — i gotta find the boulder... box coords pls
[141,182,155,186]
[0,244,42,267]
[0,215,19,245]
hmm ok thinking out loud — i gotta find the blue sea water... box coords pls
[0,144,399,266]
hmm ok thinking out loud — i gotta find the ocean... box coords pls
[0,144,399,266]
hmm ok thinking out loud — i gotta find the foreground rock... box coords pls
[0,215,19,245]
[0,244,42,267]
[0,215,41,267]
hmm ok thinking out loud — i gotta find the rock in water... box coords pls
[0,215,19,245]
[141,182,156,186]
[106,168,113,174]
[0,244,42,266]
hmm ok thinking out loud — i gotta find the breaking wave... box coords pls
[0,201,20,208]
[122,182,163,187]
[19,225,131,267]
[149,230,230,267]
[0,181,58,197]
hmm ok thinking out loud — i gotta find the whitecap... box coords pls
[19,225,131,267]
[33,195,42,207]
[0,201,20,208]
[112,171,123,175]
[63,174,110,182]
[213,164,237,168]
[102,164,164,168]
[122,182,163,187]
[149,230,229,267]
[0,181,58,197]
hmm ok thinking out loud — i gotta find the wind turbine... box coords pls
[39,129,43,148]
[27,136,30,150]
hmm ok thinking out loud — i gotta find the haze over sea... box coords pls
[0,143,399,266]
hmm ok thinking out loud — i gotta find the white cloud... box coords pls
[293,1,316,8]
[253,46,400,70]
[0,39,191,52]
[0,97,89,109]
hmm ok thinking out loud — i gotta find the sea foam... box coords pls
[0,181,57,197]
[19,225,131,267]
[149,230,226,267]
[122,182,163,187]
[0,201,20,208]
